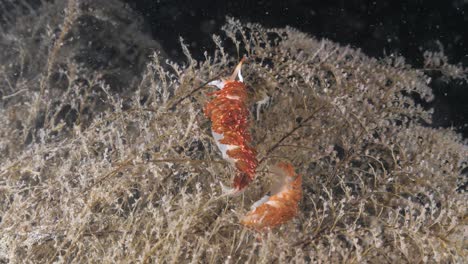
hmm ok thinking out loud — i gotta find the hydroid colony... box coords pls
[0,1,466,262]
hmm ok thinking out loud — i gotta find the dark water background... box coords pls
[125,0,468,139]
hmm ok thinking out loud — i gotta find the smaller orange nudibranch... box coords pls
[204,58,258,195]
[241,162,302,231]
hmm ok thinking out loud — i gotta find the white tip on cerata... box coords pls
[251,194,270,210]
[237,67,244,83]
[208,79,225,90]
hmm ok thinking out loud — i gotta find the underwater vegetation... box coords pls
[0,0,467,263]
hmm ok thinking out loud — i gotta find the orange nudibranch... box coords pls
[241,162,302,231]
[204,58,258,194]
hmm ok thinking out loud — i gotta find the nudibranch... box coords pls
[204,58,258,195]
[241,162,302,231]
[205,59,302,231]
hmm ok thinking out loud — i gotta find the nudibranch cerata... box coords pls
[241,162,302,231]
[204,58,302,231]
[204,58,258,195]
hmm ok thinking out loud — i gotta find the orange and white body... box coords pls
[204,58,258,194]
[205,59,302,231]
[241,162,302,231]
